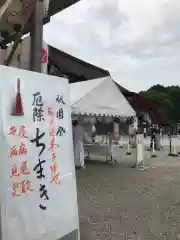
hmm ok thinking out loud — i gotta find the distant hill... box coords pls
[139,84,180,125]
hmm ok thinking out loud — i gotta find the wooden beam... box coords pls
[0,0,12,19]
[30,0,44,72]
[4,0,39,66]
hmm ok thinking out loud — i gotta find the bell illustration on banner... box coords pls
[11,78,24,116]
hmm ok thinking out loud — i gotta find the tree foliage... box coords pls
[139,84,180,124]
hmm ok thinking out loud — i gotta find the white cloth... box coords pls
[129,125,136,136]
[92,125,96,133]
[73,124,92,167]
[74,140,85,167]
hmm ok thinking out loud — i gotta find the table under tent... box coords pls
[70,76,136,163]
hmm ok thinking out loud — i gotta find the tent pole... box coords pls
[30,1,44,73]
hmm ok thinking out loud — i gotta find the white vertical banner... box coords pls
[0,65,79,240]
[42,40,48,74]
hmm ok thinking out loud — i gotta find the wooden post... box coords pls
[4,0,39,66]
[30,0,44,72]
[0,0,13,19]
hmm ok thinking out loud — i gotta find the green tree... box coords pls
[139,84,180,124]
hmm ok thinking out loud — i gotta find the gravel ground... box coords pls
[76,146,180,240]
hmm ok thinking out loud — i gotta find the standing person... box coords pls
[150,124,157,148]
[143,127,147,138]
[72,120,92,169]
[92,124,96,142]
[160,126,164,139]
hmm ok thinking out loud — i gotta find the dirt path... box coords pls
[76,150,180,239]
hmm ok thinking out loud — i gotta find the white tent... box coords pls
[70,76,136,118]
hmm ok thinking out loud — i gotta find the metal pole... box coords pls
[168,135,172,156]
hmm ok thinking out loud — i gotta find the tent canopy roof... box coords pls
[70,77,136,118]
[48,46,164,111]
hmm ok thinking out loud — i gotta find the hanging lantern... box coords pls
[11,78,24,116]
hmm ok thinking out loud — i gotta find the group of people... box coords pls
[72,120,164,168]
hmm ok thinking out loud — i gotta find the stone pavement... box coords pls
[76,147,180,240]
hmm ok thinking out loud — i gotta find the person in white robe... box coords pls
[72,120,92,169]
[92,124,96,142]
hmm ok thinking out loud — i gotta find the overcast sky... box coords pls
[44,0,180,92]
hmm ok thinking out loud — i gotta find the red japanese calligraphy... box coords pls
[49,119,54,136]
[49,137,55,151]
[18,142,27,156]
[48,119,60,184]
[20,161,31,175]
[9,145,18,158]
[52,152,56,161]
[12,182,21,197]
[9,125,17,136]
[21,180,26,194]
[11,161,31,177]
[9,143,28,158]
[19,125,26,137]
[12,180,34,197]
[11,164,19,177]
[21,180,33,193]
[50,162,60,184]
[26,180,34,192]
[9,125,27,138]
[50,162,58,173]
[51,173,60,185]
[48,107,54,116]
